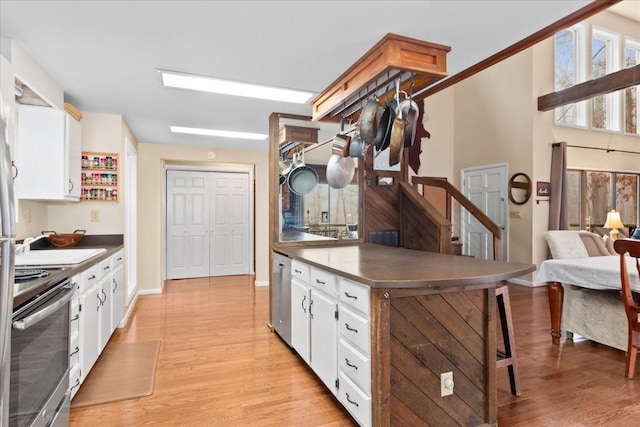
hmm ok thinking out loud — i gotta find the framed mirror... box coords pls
[270,113,362,245]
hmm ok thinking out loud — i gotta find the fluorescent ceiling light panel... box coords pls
[170,126,267,140]
[159,70,313,104]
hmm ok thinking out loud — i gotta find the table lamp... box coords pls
[603,209,624,240]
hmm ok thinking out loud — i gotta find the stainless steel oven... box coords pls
[10,277,74,427]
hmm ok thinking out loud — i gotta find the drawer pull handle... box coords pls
[71,314,80,322]
[70,346,80,356]
[345,323,358,333]
[309,300,314,319]
[88,274,96,281]
[345,358,358,370]
[315,279,325,285]
[344,292,357,300]
[345,393,359,408]
[301,295,307,313]
[70,377,81,391]
[294,268,302,274]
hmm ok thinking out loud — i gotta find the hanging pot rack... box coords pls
[311,33,451,122]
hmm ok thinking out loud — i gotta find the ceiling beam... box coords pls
[415,0,622,101]
[537,65,640,111]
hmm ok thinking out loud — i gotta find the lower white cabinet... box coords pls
[291,278,311,364]
[69,274,82,398]
[310,288,337,393]
[80,268,101,376]
[288,259,370,427]
[75,248,126,395]
[290,260,340,395]
[111,263,125,331]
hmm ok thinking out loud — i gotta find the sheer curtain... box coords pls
[548,142,569,230]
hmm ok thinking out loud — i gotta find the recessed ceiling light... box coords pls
[158,69,314,104]
[170,126,267,140]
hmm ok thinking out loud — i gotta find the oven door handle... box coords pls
[12,285,75,330]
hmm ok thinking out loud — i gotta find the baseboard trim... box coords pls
[118,292,139,328]
[509,277,546,287]
[255,280,269,287]
[138,288,163,295]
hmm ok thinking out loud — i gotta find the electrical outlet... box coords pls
[25,208,31,223]
[91,210,100,222]
[441,371,454,397]
[510,211,522,219]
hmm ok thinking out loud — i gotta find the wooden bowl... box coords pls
[44,230,86,248]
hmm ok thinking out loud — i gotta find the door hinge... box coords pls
[334,309,339,320]
[79,303,82,312]
[335,378,340,390]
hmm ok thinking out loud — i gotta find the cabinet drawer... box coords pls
[338,306,370,356]
[69,364,82,399]
[69,332,80,368]
[291,260,310,284]
[340,278,370,316]
[339,338,371,394]
[339,372,371,427]
[310,267,337,296]
[70,298,80,334]
[99,257,113,279]
[112,250,124,269]
[81,265,99,292]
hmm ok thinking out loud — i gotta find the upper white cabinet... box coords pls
[17,105,82,201]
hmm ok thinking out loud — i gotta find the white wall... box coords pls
[136,142,269,293]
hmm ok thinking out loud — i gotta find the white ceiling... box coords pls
[0,1,636,152]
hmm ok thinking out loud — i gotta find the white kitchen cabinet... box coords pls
[291,278,311,364]
[16,105,81,201]
[310,288,337,394]
[75,248,125,395]
[290,260,338,395]
[68,273,82,399]
[80,278,101,375]
[111,262,125,332]
[337,278,371,427]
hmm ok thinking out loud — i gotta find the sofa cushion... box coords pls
[603,235,616,255]
[545,230,589,259]
[579,231,613,256]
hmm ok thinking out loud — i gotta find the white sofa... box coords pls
[544,230,627,351]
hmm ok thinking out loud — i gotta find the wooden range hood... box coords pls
[311,33,451,122]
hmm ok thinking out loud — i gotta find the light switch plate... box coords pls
[441,371,454,397]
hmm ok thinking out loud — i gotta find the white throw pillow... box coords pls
[545,230,590,259]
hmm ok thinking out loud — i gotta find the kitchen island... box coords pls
[274,243,535,427]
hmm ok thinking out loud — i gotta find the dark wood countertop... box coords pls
[275,243,535,290]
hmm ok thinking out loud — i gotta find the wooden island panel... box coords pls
[277,244,531,426]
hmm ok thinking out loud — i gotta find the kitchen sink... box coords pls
[15,248,107,266]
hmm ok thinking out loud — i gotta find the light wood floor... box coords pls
[69,278,640,426]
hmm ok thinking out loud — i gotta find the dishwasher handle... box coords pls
[13,283,74,330]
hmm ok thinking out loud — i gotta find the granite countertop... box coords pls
[13,234,124,308]
[275,243,535,290]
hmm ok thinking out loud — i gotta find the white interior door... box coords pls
[210,172,251,276]
[166,170,210,279]
[461,163,508,261]
[167,169,251,279]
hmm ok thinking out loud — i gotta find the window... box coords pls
[567,169,639,233]
[554,26,586,126]
[624,38,640,135]
[553,25,639,135]
[591,28,621,131]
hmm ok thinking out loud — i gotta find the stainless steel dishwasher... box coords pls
[271,252,292,346]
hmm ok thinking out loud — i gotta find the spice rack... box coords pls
[80,151,119,201]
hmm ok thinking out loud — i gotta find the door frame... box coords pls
[124,136,138,306]
[163,164,255,281]
[460,162,509,261]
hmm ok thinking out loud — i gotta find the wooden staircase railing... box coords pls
[409,176,502,261]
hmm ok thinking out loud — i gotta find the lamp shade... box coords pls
[604,210,624,229]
